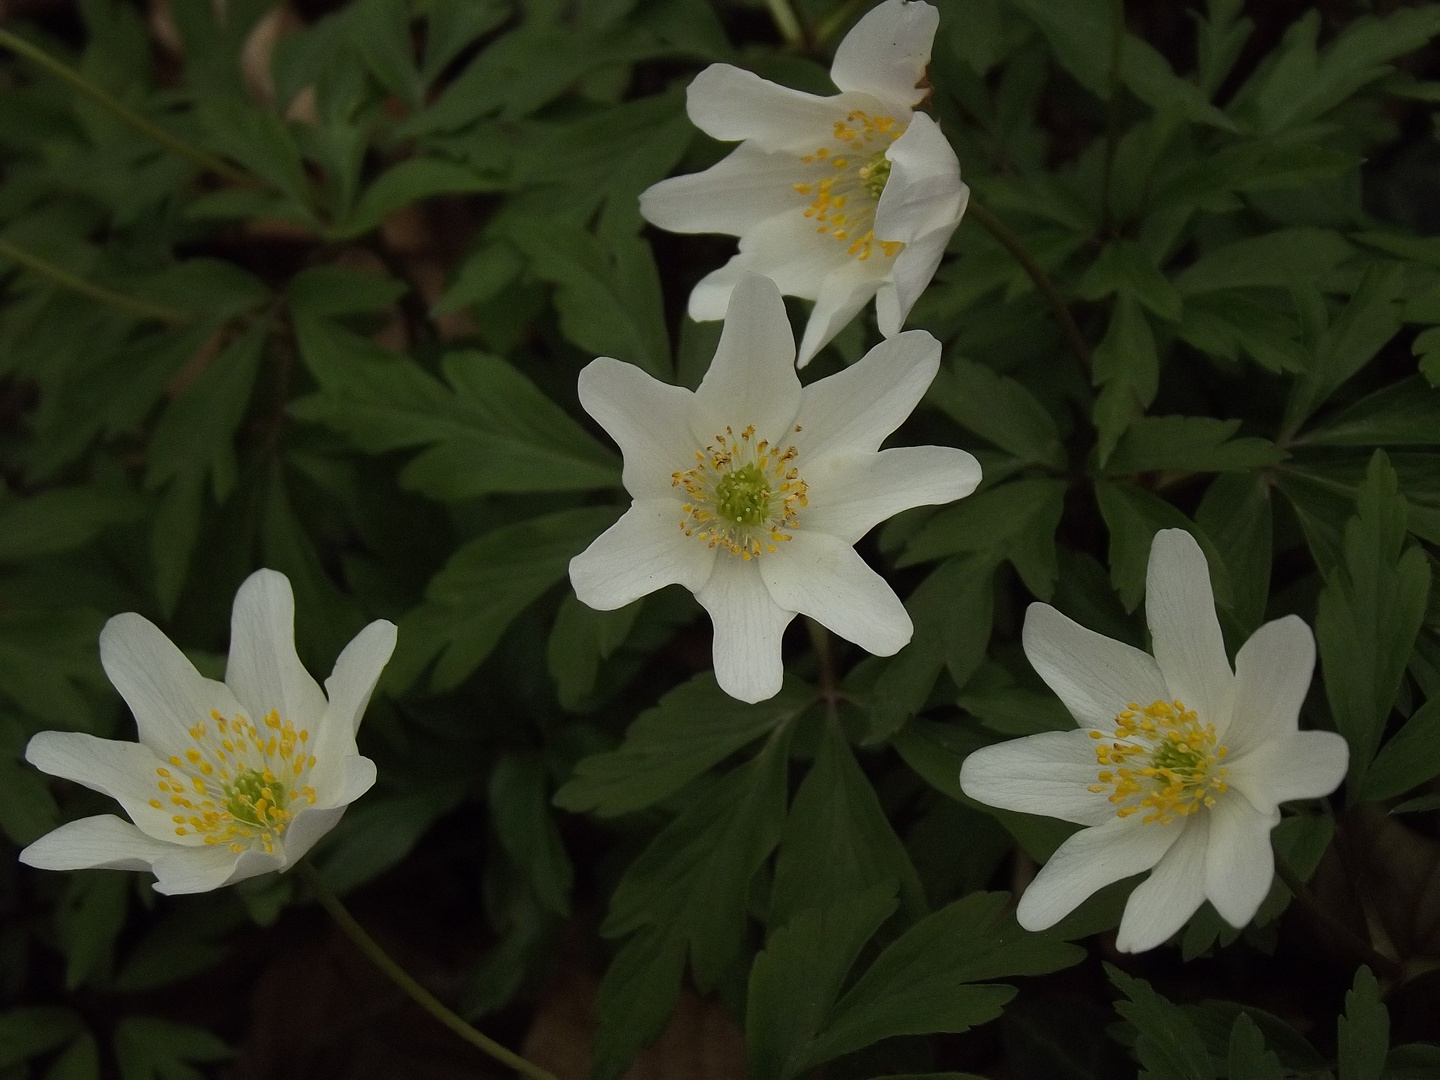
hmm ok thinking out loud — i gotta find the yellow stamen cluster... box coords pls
[150,709,317,855]
[671,424,808,560]
[793,111,906,261]
[1087,699,1228,826]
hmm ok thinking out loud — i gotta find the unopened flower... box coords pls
[640,0,967,366]
[20,570,396,895]
[569,274,980,703]
[960,530,1348,952]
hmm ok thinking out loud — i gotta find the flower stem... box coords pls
[294,861,560,1080]
[763,0,807,49]
[0,27,253,187]
[967,201,1093,376]
[0,238,191,325]
[1272,852,1405,983]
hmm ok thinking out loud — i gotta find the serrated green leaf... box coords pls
[1301,377,1440,447]
[1106,964,1218,1080]
[1227,1013,1283,1080]
[1092,296,1158,465]
[490,754,573,917]
[1364,694,1440,802]
[927,359,1065,470]
[591,927,686,1080]
[1196,473,1273,637]
[1175,290,1308,374]
[1095,481,1232,612]
[1175,227,1355,296]
[1079,240,1182,322]
[1105,416,1286,475]
[1338,967,1389,1080]
[545,594,643,710]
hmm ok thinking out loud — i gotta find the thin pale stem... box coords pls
[295,862,560,1080]
[1100,0,1126,235]
[1272,852,1405,983]
[0,238,190,324]
[763,0,807,49]
[0,27,253,187]
[967,201,1093,377]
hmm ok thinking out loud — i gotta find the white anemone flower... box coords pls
[959,529,1349,953]
[19,570,396,895]
[569,273,980,703]
[640,0,967,367]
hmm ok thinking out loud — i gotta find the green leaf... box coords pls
[196,100,316,223]
[46,1032,100,1080]
[1092,296,1158,465]
[394,506,622,692]
[1301,377,1440,447]
[1338,967,1389,1080]
[333,158,497,239]
[545,594,643,710]
[0,716,58,844]
[1106,964,1218,1080]
[603,724,794,990]
[287,266,408,317]
[747,884,900,1080]
[1079,240,1182,322]
[1392,792,1440,814]
[490,754,573,917]
[1104,416,1286,475]
[1364,694,1440,801]
[310,782,467,894]
[433,243,522,316]
[796,892,1083,1071]
[1175,291,1308,374]
[1095,481,1232,612]
[291,316,620,499]
[1153,139,1360,216]
[1174,227,1355,295]
[0,1007,83,1070]
[555,673,814,816]
[1385,1044,1440,1079]
[1316,451,1432,785]
[0,486,143,563]
[1226,1013,1283,1080]
[501,220,671,379]
[113,1017,229,1080]
[927,359,1065,470]
[56,870,128,989]
[348,0,420,105]
[591,927,686,1080]
[1196,474,1274,637]
[770,718,927,929]
[0,608,108,726]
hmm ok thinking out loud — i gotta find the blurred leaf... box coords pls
[490,754,573,916]
[1363,694,1440,801]
[1337,967,1388,1080]
[433,243,522,316]
[0,487,143,563]
[1301,377,1440,447]
[310,781,466,894]
[333,158,497,239]
[592,927,686,1080]
[1227,1013,1283,1080]
[55,871,127,989]
[45,1032,99,1080]
[113,1017,229,1080]
[0,1008,83,1070]
[545,594,643,709]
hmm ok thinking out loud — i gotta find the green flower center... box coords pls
[224,765,288,829]
[714,463,772,526]
[671,424,809,561]
[858,153,892,200]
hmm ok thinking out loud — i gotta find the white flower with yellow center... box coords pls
[569,274,981,703]
[19,570,396,895]
[640,0,967,366]
[959,530,1350,953]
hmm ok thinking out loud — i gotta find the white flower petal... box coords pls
[1224,730,1349,813]
[688,211,851,320]
[959,729,1121,827]
[692,275,802,442]
[697,556,794,703]
[577,357,698,499]
[1022,603,1169,729]
[150,845,279,895]
[569,499,718,610]
[1115,814,1210,952]
[829,0,938,106]
[25,731,190,844]
[1227,615,1315,754]
[1016,816,1181,931]
[225,569,328,729]
[1205,792,1279,929]
[873,113,966,244]
[19,814,176,873]
[793,330,941,458]
[796,258,886,367]
[1146,529,1234,730]
[307,621,394,798]
[800,445,981,546]
[639,144,809,236]
[685,64,852,152]
[99,612,247,755]
[877,221,959,336]
[759,530,910,656]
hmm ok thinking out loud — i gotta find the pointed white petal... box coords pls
[760,530,910,656]
[800,446,981,546]
[1224,730,1349,813]
[150,845,279,895]
[829,0,938,106]
[685,64,850,151]
[1022,604,1169,729]
[19,814,176,872]
[873,114,966,243]
[1205,793,1279,929]
[796,259,885,367]
[794,330,940,458]
[960,729,1120,827]
[697,556,793,703]
[577,357,698,500]
[99,612,247,755]
[225,569,328,730]
[878,221,960,336]
[307,622,394,798]
[569,499,718,610]
[1016,816,1181,931]
[25,731,193,844]
[1116,815,1209,952]
[692,275,803,442]
[1146,529,1234,730]
[687,211,851,320]
[640,144,809,235]
[1227,615,1315,754]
